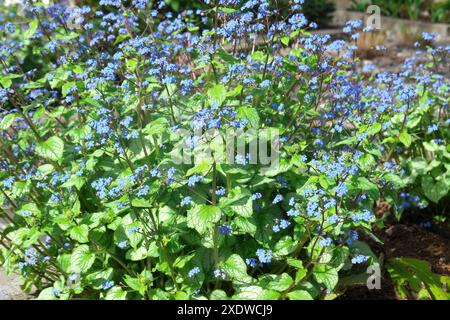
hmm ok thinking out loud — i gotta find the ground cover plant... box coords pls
[0,0,449,300]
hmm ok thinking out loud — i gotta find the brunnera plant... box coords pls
[0,0,448,300]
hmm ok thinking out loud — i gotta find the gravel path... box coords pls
[0,218,30,300]
[0,268,29,300]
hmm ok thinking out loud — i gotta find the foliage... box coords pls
[387,258,450,300]
[0,0,448,300]
[163,0,336,27]
[350,0,450,23]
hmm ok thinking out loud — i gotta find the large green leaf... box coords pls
[421,176,448,203]
[0,114,17,130]
[237,106,260,129]
[187,205,221,234]
[207,84,227,106]
[399,130,412,148]
[70,245,96,273]
[262,273,294,292]
[387,258,450,300]
[354,177,380,200]
[313,265,339,290]
[105,287,127,300]
[286,290,314,300]
[35,136,64,162]
[70,225,89,243]
[24,19,39,39]
[222,254,248,282]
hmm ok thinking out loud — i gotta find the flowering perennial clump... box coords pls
[0,0,448,300]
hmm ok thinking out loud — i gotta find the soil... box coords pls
[340,220,450,300]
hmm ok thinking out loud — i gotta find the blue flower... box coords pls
[2,177,15,189]
[188,175,204,187]
[136,185,150,197]
[352,210,373,222]
[333,183,348,197]
[422,32,438,42]
[91,177,113,199]
[52,289,62,297]
[213,269,226,280]
[260,80,271,88]
[319,237,332,247]
[128,226,140,234]
[256,249,272,264]
[216,187,226,196]
[272,194,283,204]
[102,280,114,290]
[19,210,32,217]
[118,241,128,249]
[68,274,78,281]
[351,255,368,264]
[188,267,201,278]
[219,224,232,236]
[251,192,262,201]
[180,196,192,207]
[427,124,439,133]
[245,258,258,268]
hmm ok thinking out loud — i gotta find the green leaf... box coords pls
[105,287,127,300]
[35,136,64,162]
[217,49,240,64]
[266,273,294,291]
[233,286,263,299]
[387,258,450,300]
[187,205,221,234]
[218,6,237,14]
[56,254,72,273]
[124,276,147,296]
[70,225,89,243]
[126,247,148,261]
[70,245,96,273]
[231,197,253,218]
[421,176,448,203]
[207,84,227,106]
[62,82,76,97]
[399,130,412,147]
[0,114,17,130]
[186,160,212,177]
[237,106,260,129]
[210,289,229,300]
[234,216,257,236]
[354,177,380,200]
[131,198,152,208]
[366,122,382,136]
[313,265,339,290]
[286,290,314,300]
[24,19,39,39]
[222,254,248,282]
[144,117,168,136]
[126,58,138,72]
[274,236,297,256]
[37,287,58,300]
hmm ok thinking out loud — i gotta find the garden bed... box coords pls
[341,220,450,300]
[0,0,448,301]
